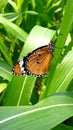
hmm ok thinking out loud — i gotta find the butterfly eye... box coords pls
[12,41,54,77]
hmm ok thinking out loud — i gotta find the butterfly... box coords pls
[12,41,54,77]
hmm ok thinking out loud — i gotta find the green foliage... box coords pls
[0,0,73,130]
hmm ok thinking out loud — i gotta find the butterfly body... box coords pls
[12,41,54,77]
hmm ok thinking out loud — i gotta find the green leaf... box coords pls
[0,37,12,65]
[0,83,7,93]
[0,93,73,130]
[20,25,55,58]
[0,61,12,81]
[3,76,36,105]
[8,0,18,12]
[0,16,28,42]
[0,13,19,21]
[0,0,7,11]
[55,0,73,59]
[45,47,73,95]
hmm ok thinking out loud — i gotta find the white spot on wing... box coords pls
[21,67,24,71]
[19,59,24,67]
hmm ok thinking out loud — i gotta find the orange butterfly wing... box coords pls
[25,45,53,76]
[13,64,23,75]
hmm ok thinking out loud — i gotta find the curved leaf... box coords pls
[0,93,73,130]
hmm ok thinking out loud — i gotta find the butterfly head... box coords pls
[48,41,54,52]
